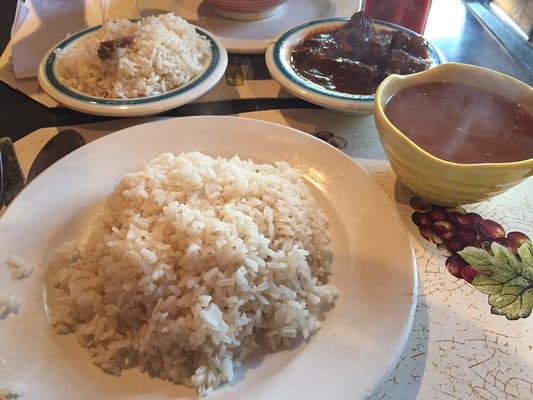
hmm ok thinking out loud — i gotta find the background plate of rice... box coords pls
[37,14,228,117]
[0,116,416,399]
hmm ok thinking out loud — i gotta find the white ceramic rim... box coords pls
[170,0,361,54]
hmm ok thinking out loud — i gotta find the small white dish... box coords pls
[0,116,416,400]
[37,24,228,117]
[266,17,444,115]
[208,0,287,21]
[168,0,361,53]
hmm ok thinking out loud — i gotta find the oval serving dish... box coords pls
[38,23,228,117]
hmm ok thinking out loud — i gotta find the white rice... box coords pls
[52,152,336,395]
[54,13,211,99]
[0,297,20,320]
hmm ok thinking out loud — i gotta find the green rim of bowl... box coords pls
[44,23,220,105]
[272,17,443,102]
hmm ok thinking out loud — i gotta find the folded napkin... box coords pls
[10,0,139,79]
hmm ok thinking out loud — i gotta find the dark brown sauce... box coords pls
[385,81,533,164]
[290,12,431,95]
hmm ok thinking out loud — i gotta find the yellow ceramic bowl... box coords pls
[374,62,533,206]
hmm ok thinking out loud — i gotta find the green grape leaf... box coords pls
[459,241,533,320]
[518,243,533,280]
[471,275,503,295]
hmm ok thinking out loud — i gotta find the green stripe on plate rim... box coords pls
[45,23,220,105]
[273,17,443,102]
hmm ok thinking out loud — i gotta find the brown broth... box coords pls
[385,82,533,164]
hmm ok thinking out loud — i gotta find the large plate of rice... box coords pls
[37,13,228,117]
[0,116,416,399]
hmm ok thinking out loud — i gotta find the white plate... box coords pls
[266,18,444,115]
[166,0,361,53]
[0,116,416,399]
[37,24,228,117]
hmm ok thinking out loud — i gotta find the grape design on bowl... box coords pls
[410,197,533,320]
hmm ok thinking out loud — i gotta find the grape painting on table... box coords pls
[410,197,532,320]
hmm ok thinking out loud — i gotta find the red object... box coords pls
[364,0,433,34]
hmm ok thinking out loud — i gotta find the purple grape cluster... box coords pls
[410,197,530,282]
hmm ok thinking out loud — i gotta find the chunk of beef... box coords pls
[332,59,378,94]
[391,31,429,58]
[303,33,342,57]
[384,49,431,75]
[296,55,378,94]
[97,36,134,60]
[359,30,393,64]
[407,35,430,58]
[334,11,376,59]
[390,31,411,52]
[346,11,374,44]
[332,27,357,56]
[291,47,336,71]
